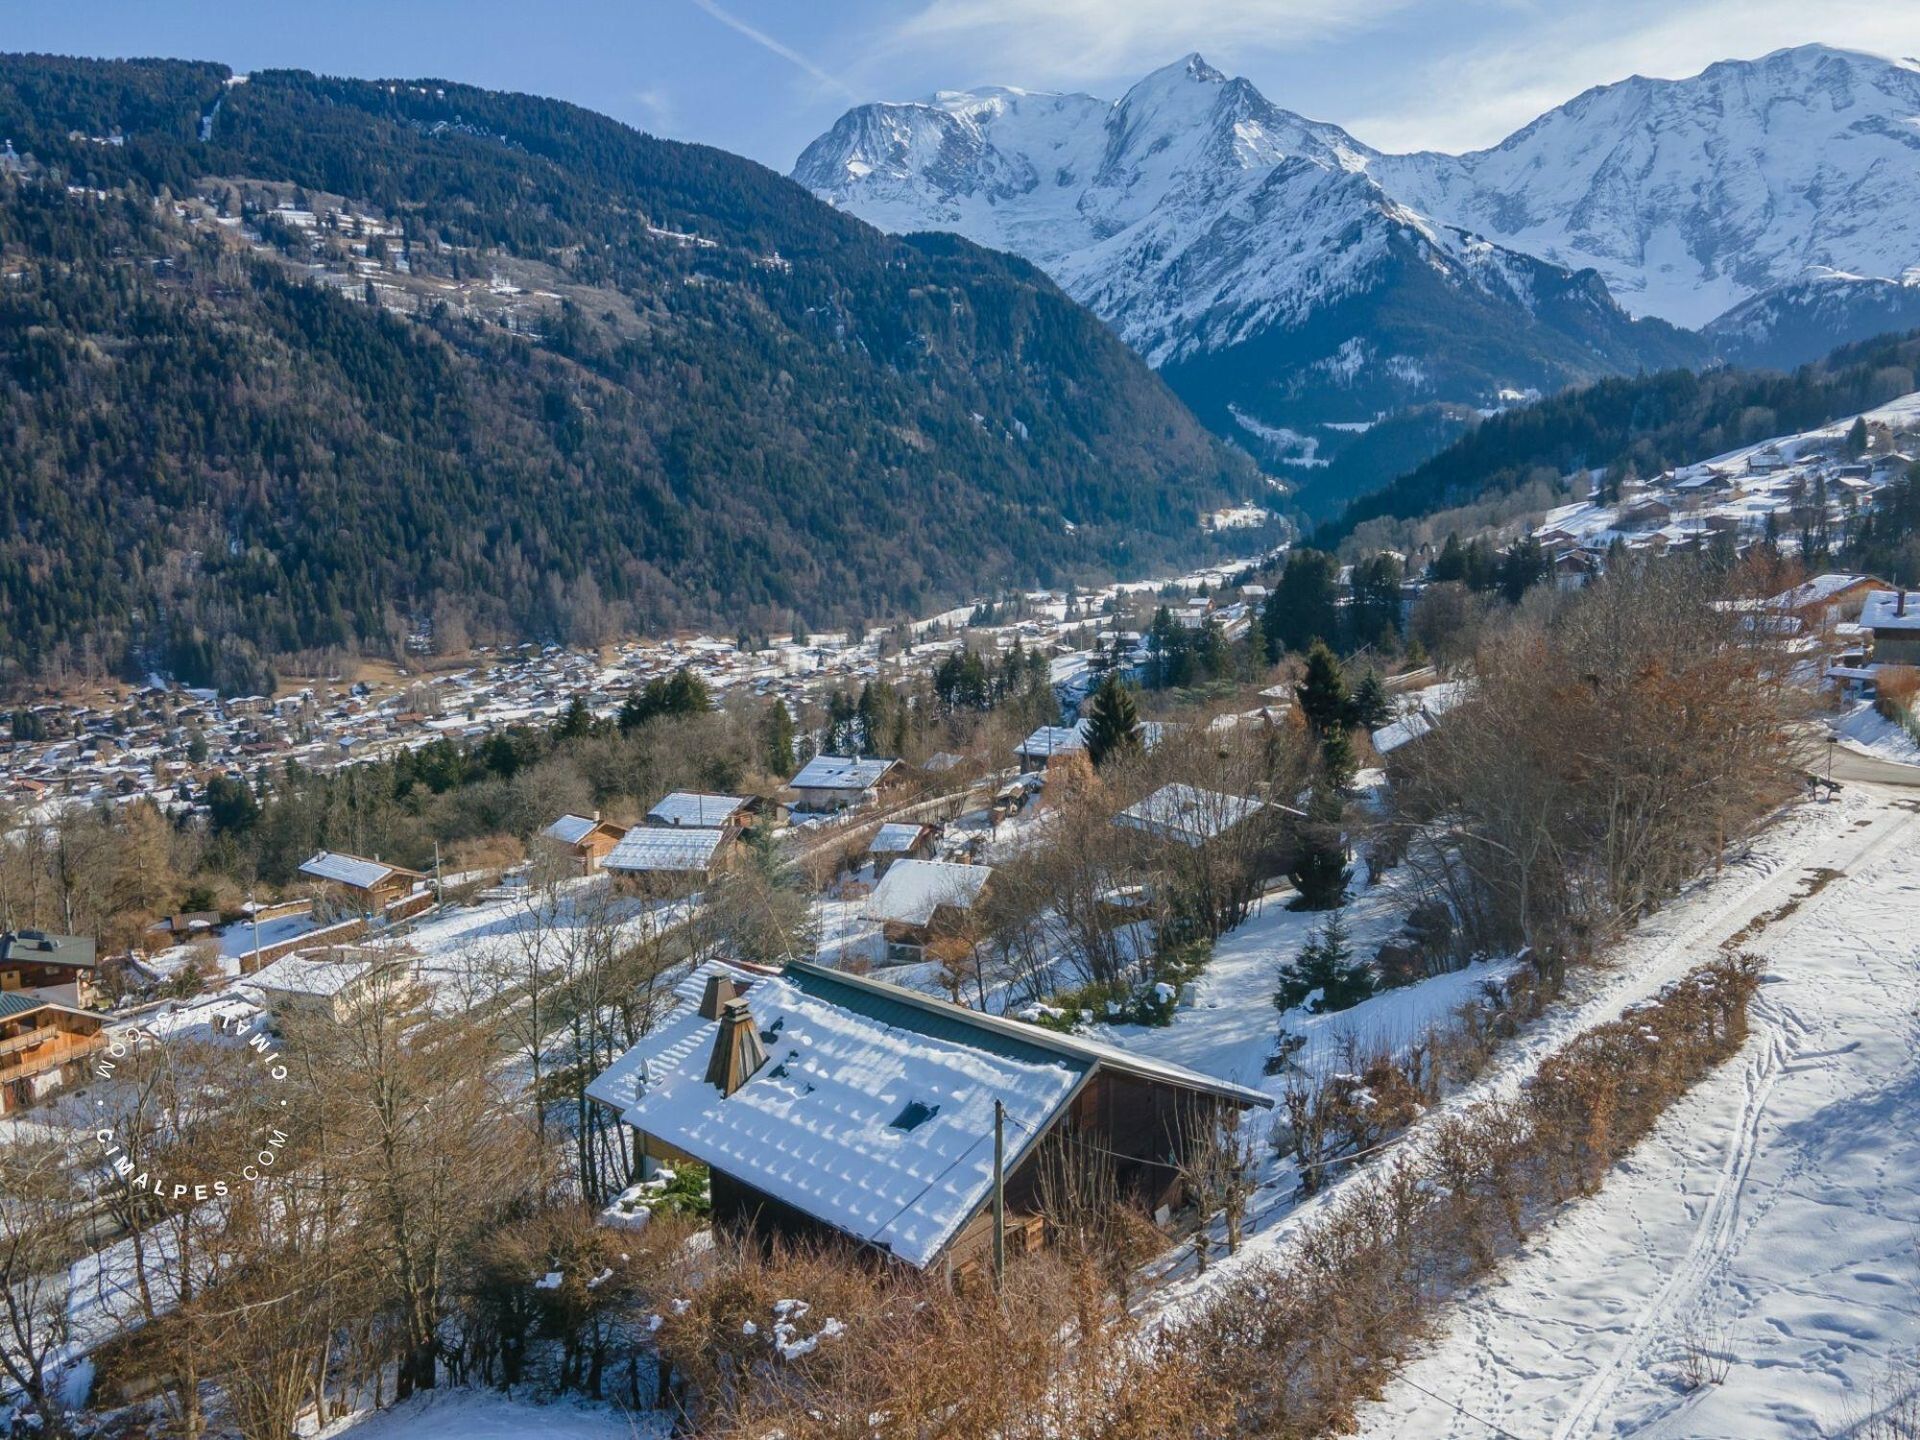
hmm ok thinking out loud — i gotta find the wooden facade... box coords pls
[0,999,105,1115]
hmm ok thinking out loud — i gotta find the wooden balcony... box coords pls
[0,1028,103,1086]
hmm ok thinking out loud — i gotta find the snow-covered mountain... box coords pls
[796,45,1920,509]
[1704,271,1920,371]
[1375,46,1920,330]
[796,55,1698,504]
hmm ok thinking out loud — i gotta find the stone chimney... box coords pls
[704,997,768,1098]
[697,972,738,1021]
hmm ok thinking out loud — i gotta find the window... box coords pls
[890,1100,939,1132]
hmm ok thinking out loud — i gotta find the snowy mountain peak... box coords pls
[1375,43,1920,325]
[796,45,1920,498]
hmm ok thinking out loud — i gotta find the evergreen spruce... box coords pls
[1319,726,1359,797]
[1295,641,1351,736]
[1347,671,1392,731]
[1083,671,1141,769]
[1273,913,1372,1014]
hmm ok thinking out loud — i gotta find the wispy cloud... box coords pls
[1347,0,1920,153]
[869,0,1419,87]
[628,86,678,134]
[688,0,859,100]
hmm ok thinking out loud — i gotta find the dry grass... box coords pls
[1160,953,1764,1439]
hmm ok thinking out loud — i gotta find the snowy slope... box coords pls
[1378,45,1920,329]
[1354,783,1920,1438]
[801,44,1920,438]
[1705,269,1920,370]
[795,55,1696,484]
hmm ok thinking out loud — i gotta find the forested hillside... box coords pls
[1321,330,1920,544]
[0,56,1256,692]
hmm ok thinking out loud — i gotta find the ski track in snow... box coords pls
[1145,790,1877,1324]
[1354,786,1920,1439]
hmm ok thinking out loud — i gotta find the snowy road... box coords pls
[1355,784,1920,1439]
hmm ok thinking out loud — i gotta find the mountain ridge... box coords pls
[0,53,1259,690]
[799,43,1920,512]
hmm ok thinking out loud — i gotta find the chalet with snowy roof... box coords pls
[1015,722,1088,773]
[1765,573,1887,632]
[603,825,732,890]
[645,791,758,835]
[0,992,104,1115]
[863,859,994,964]
[0,930,100,1008]
[247,950,412,1024]
[1116,784,1269,849]
[1861,589,1920,666]
[298,850,426,910]
[586,959,1271,1280]
[865,821,936,877]
[539,812,629,874]
[785,754,906,813]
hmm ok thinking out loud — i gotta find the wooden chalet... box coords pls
[862,859,993,965]
[539,812,630,874]
[785,755,907,813]
[298,850,427,910]
[0,992,105,1115]
[0,929,100,1008]
[865,821,936,877]
[587,960,1271,1282]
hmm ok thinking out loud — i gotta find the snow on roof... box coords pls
[246,953,388,998]
[788,754,899,791]
[647,792,751,827]
[869,822,929,854]
[542,813,602,846]
[604,826,729,874]
[586,959,1268,1268]
[1860,590,1920,632]
[1115,784,1267,847]
[862,860,993,927]
[1766,574,1874,610]
[299,850,403,889]
[1015,722,1087,758]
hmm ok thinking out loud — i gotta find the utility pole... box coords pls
[992,1099,1006,1294]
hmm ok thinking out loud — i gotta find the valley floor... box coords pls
[1354,781,1920,1439]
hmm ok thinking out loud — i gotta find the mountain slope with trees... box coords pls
[0,55,1256,692]
[1320,330,1920,545]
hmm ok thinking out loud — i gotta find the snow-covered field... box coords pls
[1831,699,1920,768]
[1354,782,1920,1439]
[1111,860,1503,1100]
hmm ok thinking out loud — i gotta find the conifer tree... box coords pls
[762,699,795,776]
[554,695,593,741]
[1274,912,1371,1013]
[1295,641,1351,736]
[1319,726,1359,797]
[1347,671,1392,731]
[1083,671,1141,769]
[1288,773,1350,911]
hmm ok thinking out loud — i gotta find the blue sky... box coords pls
[10,1,1920,171]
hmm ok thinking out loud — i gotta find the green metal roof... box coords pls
[0,991,49,1021]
